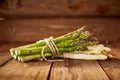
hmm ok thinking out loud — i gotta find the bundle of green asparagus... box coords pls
[9,27,112,62]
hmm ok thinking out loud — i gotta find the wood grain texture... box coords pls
[0,18,120,42]
[98,43,120,80]
[105,43,120,59]
[0,0,120,18]
[0,42,30,66]
[0,60,52,80]
[98,59,120,80]
[0,43,120,80]
[0,51,12,67]
[50,60,109,80]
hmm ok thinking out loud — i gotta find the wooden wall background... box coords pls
[0,0,120,42]
[0,0,120,18]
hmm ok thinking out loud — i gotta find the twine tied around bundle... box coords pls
[41,36,64,62]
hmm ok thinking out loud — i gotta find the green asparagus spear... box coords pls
[9,27,102,62]
[10,30,91,56]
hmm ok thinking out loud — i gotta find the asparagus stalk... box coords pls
[14,46,84,56]
[10,30,91,56]
[18,53,108,62]
[14,41,97,56]
[12,27,87,49]
[15,44,111,62]
[18,53,52,62]
[10,26,110,62]
[12,39,98,61]
[63,53,107,60]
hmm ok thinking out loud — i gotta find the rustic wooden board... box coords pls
[0,42,11,66]
[0,60,52,80]
[0,0,120,18]
[98,59,120,80]
[50,60,109,80]
[0,42,120,80]
[0,18,120,42]
[0,42,51,80]
[0,42,30,66]
[105,43,120,59]
[0,51,12,67]
[98,43,120,80]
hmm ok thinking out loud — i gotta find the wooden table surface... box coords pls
[0,42,120,80]
[0,17,120,80]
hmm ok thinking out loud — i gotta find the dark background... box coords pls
[0,0,120,43]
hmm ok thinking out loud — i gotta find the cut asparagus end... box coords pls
[10,48,15,57]
[13,55,18,59]
[18,56,21,62]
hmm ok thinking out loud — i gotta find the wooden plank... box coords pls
[104,42,120,59]
[50,60,109,80]
[98,59,120,80]
[0,51,12,67]
[0,18,120,42]
[0,41,11,66]
[98,43,120,80]
[0,42,30,66]
[0,60,52,80]
[0,0,120,18]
